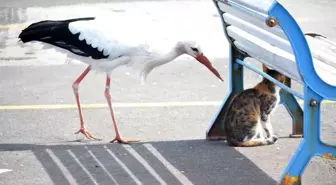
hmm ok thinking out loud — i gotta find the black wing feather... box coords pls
[18,17,108,59]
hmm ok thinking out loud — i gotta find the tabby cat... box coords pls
[225,64,286,147]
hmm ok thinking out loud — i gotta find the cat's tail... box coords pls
[227,137,277,147]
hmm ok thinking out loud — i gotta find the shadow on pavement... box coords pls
[0,139,277,185]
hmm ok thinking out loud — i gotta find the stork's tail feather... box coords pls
[18,17,95,43]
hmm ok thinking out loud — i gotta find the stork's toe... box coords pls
[75,128,102,141]
[110,136,139,144]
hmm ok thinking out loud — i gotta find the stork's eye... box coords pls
[191,47,198,52]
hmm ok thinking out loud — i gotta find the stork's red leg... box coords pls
[105,76,139,144]
[72,66,101,141]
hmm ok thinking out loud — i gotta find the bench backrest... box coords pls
[214,0,336,100]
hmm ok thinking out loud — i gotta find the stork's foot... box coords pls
[110,136,139,144]
[75,128,102,141]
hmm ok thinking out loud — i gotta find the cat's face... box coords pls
[273,72,286,84]
[262,64,286,84]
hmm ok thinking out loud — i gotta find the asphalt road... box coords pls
[0,0,336,185]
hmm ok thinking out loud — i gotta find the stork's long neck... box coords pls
[155,44,184,66]
[138,43,184,84]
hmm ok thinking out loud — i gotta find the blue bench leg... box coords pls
[316,143,336,159]
[206,48,243,140]
[280,77,304,138]
[279,85,336,185]
[279,140,312,185]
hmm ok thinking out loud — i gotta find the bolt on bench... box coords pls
[205,0,336,184]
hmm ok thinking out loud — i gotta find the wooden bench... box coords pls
[205,0,336,184]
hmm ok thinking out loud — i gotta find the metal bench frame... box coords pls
[205,0,336,184]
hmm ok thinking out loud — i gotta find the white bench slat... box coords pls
[227,25,336,86]
[223,12,336,71]
[306,36,336,69]
[235,41,300,82]
[219,0,274,16]
[318,36,336,48]
[223,13,292,54]
[229,27,301,81]
[217,2,287,40]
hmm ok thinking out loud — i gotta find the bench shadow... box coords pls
[0,140,277,185]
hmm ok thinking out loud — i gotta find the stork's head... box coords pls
[178,41,223,81]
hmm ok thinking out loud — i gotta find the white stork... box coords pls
[18,17,223,144]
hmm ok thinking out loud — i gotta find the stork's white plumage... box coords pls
[18,17,223,143]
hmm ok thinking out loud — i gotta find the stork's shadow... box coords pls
[0,140,277,185]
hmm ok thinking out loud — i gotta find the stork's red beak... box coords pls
[195,54,223,81]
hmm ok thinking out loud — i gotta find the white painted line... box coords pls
[104,145,142,185]
[0,99,333,111]
[143,144,194,185]
[84,146,120,185]
[0,101,222,110]
[0,169,12,174]
[123,145,167,185]
[46,149,78,185]
[67,150,99,185]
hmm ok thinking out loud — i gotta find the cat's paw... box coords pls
[271,135,279,143]
[265,135,278,145]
